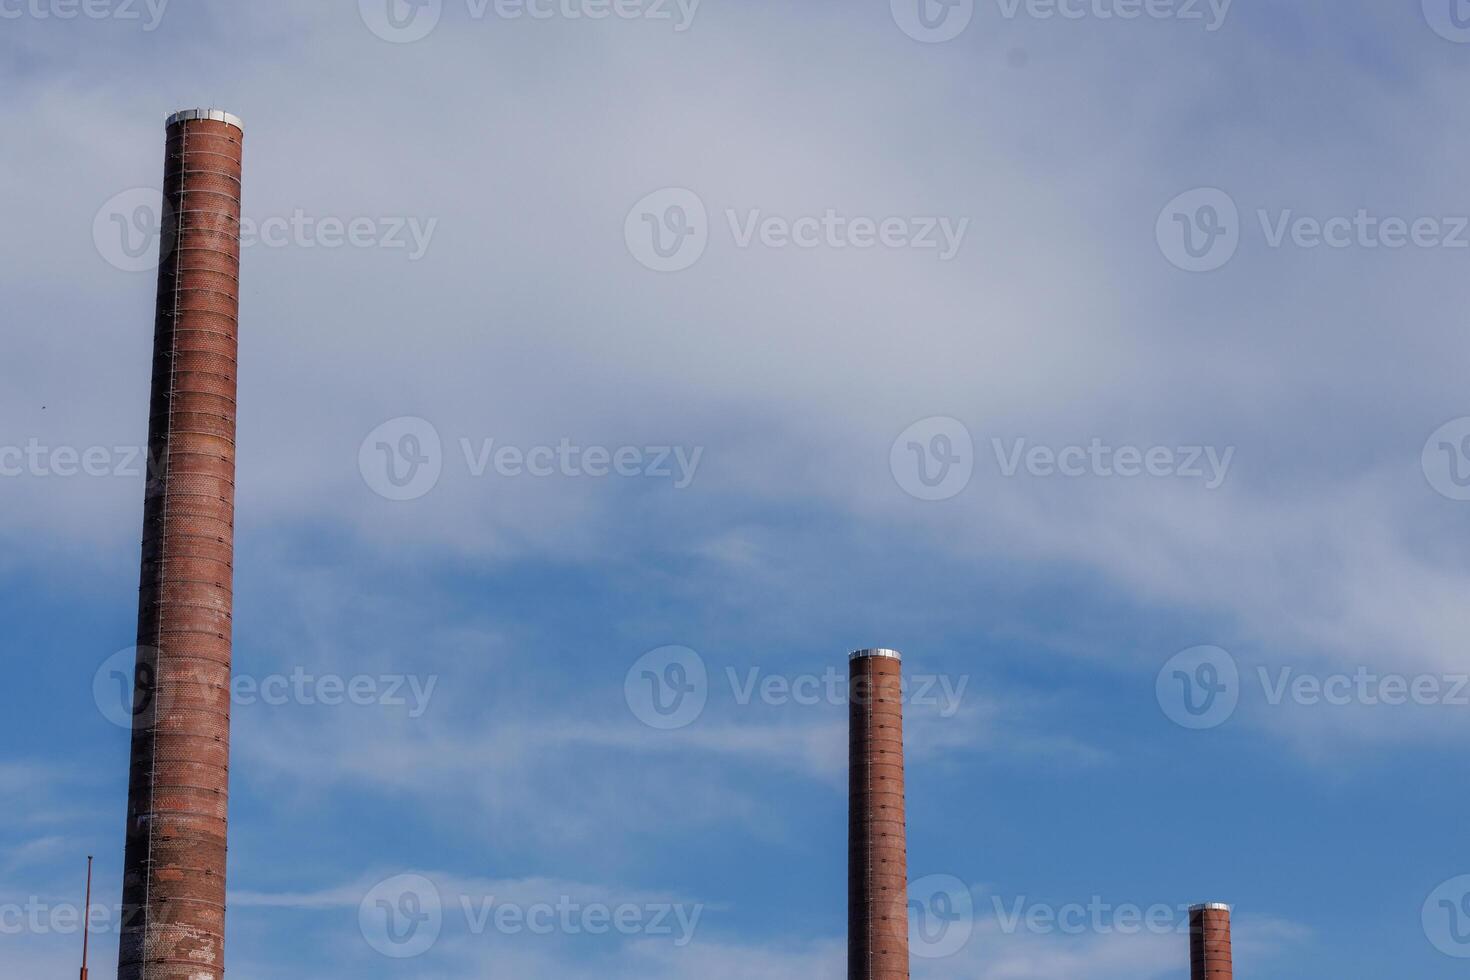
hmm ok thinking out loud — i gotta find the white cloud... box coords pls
[5,2,1468,727]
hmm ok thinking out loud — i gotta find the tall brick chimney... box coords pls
[849,648,909,980]
[117,108,244,980]
[1190,903,1233,980]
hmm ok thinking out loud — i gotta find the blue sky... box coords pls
[5,0,1470,976]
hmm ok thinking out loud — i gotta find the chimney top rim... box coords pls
[167,108,244,132]
[1189,903,1231,912]
[850,648,902,662]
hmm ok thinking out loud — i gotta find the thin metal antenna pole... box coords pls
[80,855,93,980]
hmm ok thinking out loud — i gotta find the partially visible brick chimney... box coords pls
[849,649,909,980]
[117,107,243,980]
[1190,903,1233,980]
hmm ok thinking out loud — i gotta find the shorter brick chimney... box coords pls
[1189,903,1233,980]
[849,648,908,980]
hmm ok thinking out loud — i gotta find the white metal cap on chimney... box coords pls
[166,108,244,132]
[849,648,902,662]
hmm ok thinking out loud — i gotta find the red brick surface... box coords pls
[850,655,910,980]
[119,114,242,980]
[1190,906,1233,980]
